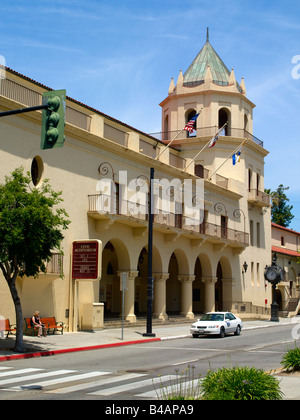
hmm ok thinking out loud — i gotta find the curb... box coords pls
[0,337,162,362]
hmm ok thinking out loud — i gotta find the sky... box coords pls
[0,0,300,231]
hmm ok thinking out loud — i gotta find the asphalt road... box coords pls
[0,323,297,401]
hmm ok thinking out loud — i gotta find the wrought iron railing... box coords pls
[88,194,249,246]
[149,126,263,147]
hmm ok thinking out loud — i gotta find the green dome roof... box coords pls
[183,31,241,91]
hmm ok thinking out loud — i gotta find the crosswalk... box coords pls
[0,366,200,399]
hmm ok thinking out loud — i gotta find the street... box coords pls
[0,323,298,400]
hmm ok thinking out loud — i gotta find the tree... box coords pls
[0,168,70,352]
[265,184,294,228]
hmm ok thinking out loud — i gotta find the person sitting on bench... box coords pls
[31,311,47,337]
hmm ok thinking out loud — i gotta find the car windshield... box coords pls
[200,314,224,322]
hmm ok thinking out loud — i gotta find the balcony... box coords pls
[88,194,249,248]
[149,126,264,148]
[248,189,271,207]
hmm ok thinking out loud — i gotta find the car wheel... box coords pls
[192,334,199,338]
[234,325,241,336]
[219,327,225,338]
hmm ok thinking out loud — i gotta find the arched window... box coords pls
[195,164,204,178]
[185,109,197,138]
[163,115,169,141]
[248,168,252,192]
[218,108,230,136]
[244,114,249,132]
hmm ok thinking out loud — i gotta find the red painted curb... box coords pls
[0,337,161,362]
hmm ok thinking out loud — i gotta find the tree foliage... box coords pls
[265,184,294,228]
[0,168,70,352]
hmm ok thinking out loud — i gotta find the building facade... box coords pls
[0,35,274,331]
[271,223,300,315]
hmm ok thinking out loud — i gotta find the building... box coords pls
[0,33,273,331]
[271,223,300,315]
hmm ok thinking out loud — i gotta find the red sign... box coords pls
[72,241,100,280]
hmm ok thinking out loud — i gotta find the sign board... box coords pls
[72,240,102,280]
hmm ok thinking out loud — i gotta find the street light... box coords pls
[143,167,156,337]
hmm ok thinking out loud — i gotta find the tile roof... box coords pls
[272,246,300,258]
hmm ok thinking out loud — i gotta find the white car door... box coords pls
[226,313,238,333]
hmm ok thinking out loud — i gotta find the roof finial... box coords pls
[206,27,209,43]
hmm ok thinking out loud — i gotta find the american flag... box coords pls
[183,113,200,133]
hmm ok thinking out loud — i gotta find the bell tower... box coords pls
[160,29,254,141]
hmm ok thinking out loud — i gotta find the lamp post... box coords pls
[264,253,285,322]
[143,167,156,337]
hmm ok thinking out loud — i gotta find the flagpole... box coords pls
[155,129,185,160]
[185,122,228,171]
[156,109,202,161]
[207,139,246,181]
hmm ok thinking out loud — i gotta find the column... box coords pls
[178,275,195,319]
[201,277,217,313]
[118,270,138,323]
[153,273,169,320]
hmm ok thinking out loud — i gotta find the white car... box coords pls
[190,312,243,338]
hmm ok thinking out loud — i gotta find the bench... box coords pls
[24,317,64,335]
[4,319,17,338]
[41,317,64,335]
[24,318,37,336]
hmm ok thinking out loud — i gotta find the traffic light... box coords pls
[41,89,66,150]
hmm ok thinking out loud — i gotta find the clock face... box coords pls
[266,267,277,282]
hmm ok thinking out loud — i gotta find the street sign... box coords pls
[72,240,102,280]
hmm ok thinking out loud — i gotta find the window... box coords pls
[31,156,44,187]
[218,108,230,135]
[281,236,285,246]
[221,215,227,239]
[248,168,252,192]
[257,222,260,247]
[195,164,204,178]
[250,220,254,246]
[251,262,254,286]
[186,109,197,137]
[163,115,169,141]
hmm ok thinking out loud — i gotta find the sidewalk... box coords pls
[0,317,299,399]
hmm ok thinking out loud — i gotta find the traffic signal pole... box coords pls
[0,89,66,150]
[0,104,49,118]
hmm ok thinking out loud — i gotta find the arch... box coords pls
[215,256,233,311]
[100,238,131,319]
[218,108,231,136]
[102,238,130,270]
[135,245,163,315]
[172,248,190,275]
[193,257,204,313]
[185,109,197,137]
[218,256,233,279]
[163,114,169,141]
[166,253,181,314]
[197,252,213,277]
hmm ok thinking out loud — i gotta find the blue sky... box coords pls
[0,0,300,231]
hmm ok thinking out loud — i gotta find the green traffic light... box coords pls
[47,96,60,112]
[40,89,66,150]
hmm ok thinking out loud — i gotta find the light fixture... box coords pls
[242,261,248,274]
